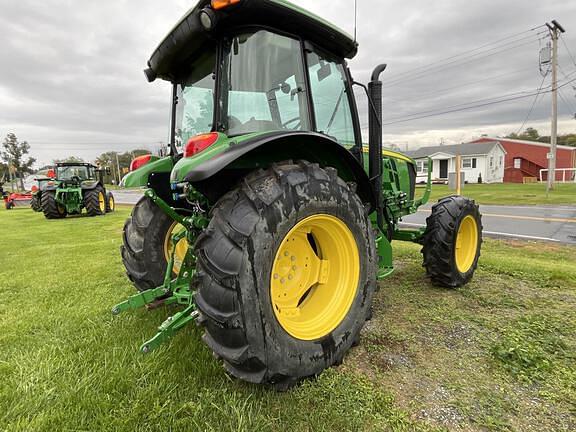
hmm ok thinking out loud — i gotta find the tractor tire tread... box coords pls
[194,161,377,389]
[421,195,482,288]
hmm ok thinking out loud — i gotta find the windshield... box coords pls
[56,166,90,181]
[220,31,310,136]
[175,51,216,152]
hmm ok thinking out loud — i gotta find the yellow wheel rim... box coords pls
[271,214,360,341]
[455,215,479,273]
[109,196,115,211]
[98,192,106,213]
[164,222,189,275]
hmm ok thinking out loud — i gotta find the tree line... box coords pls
[506,127,576,147]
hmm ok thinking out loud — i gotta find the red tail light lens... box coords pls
[130,155,152,172]
[211,0,241,10]
[47,169,55,178]
[31,185,38,192]
[184,133,219,158]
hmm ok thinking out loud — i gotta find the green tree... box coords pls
[1,133,36,191]
[95,149,150,183]
[507,128,576,147]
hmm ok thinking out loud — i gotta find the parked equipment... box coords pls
[41,163,114,219]
[30,176,53,212]
[114,0,482,389]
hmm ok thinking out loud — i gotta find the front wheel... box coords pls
[194,161,377,389]
[31,194,41,212]
[84,187,106,216]
[421,196,482,287]
[41,191,67,219]
[106,192,115,212]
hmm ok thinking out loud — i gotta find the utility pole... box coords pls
[115,152,121,185]
[547,20,565,193]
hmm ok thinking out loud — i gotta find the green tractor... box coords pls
[114,0,482,389]
[42,163,115,219]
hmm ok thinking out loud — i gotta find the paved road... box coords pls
[402,204,576,245]
[113,189,143,205]
[113,190,576,245]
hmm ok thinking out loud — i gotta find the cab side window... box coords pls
[307,51,355,146]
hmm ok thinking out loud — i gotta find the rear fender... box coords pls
[121,156,175,188]
[80,181,101,191]
[172,131,375,210]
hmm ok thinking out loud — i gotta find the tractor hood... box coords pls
[146,0,358,82]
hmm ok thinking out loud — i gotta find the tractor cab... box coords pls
[55,163,98,186]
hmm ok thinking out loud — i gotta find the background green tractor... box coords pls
[115,0,482,389]
[42,163,115,219]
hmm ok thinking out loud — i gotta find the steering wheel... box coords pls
[71,175,82,184]
[282,117,301,130]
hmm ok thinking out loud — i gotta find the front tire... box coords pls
[41,191,67,219]
[31,194,41,212]
[106,192,115,212]
[85,187,106,216]
[421,196,482,287]
[194,161,377,388]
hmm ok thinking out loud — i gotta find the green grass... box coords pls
[417,182,576,205]
[1,208,575,431]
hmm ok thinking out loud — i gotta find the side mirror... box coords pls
[105,167,111,175]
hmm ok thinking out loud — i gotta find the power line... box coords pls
[382,31,548,88]
[558,87,576,113]
[383,84,554,123]
[559,33,576,67]
[515,74,548,135]
[378,76,576,127]
[381,67,533,104]
[382,25,546,83]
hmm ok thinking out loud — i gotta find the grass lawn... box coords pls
[416,182,576,206]
[1,207,575,431]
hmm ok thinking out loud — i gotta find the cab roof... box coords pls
[147,0,358,82]
[56,162,97,168]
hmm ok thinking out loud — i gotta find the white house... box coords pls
[405,141,507,184]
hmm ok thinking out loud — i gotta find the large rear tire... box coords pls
[41,191,67,219]
[421,196,482,288]
[84,187,106,216]
[121,196,188,292]
[194,161,377,389]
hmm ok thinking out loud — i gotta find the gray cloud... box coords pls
[0,0,575,166]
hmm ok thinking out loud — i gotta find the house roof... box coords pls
[474,137,576,151]
[404,141,503,159]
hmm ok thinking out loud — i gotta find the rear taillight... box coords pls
[130,155,152,172]
[211,0,241,10]
[184,133,219,158]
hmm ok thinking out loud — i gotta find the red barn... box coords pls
[472,137,576,183]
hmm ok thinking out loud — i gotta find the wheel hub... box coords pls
[455,214,478,273]
[271,214,359,340]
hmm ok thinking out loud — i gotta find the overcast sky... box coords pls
[1,0,575,166]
